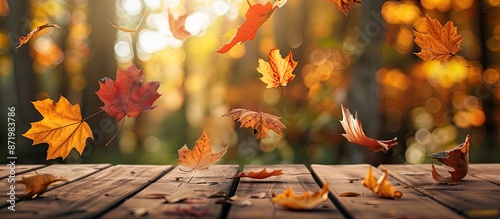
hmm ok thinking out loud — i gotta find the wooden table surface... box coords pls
[1,164,499,219]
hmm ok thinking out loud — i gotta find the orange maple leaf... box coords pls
[339,105,397,153]
[15,23,61,50]
[428,134,470,185]
[413,14,464,65]
[177,130,228,171]
[23,96,93,160]
[17,174,68,199]
[272,183,330,210]
[223,108,286,140]
[362,166,402,199]
[168,9,190,41]
[329,0,362,16]
[232,168,284,179]
[217,0,286,54]
[257,48,298,89]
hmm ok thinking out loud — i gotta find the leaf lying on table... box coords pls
[15,23,61,51]
[167,9,190,41]
[272,183,329,210]
[17,174,68,199]
[413,14,464,65]
[96,64,161,122]
[428,134,470,185]
[177,130,228,171]
[22,96,93,160]
[329,0,362,16]
[217,0,287,53]
[231,168,284,179]
[339,105,398,153]
[223,108,286,140]
[257,48,298,89]
[362,166,402,199]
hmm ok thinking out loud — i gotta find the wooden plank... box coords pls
[100,165,239,219]
[0,164,111,208]
[227,164,343,219]
[381,164,500,218]
[0,165,172,219]
[468,163,500,186]
[311,164,463,219]
[0,164,44,179]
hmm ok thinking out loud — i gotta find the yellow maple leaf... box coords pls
[257,48,298,89]
[272,183,330,210]
[17,174,68,199]
[362,166,402,199]
[23,96,93,160]
[177,130,228,171]
[413,14,464,65]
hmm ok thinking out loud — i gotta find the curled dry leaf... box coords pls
[16,174,68,199]
[413,14,464,65]
[232,168,284,179]
[167,9,190,41]
[339,192,361,197]
[339,105,397,153]
[177,130,228,171]
[15,23,61,50]
[22,96,93,160]
[362,166,402,199]
[428,134,470,185]
[257,48,298,89]
[223,108,286,140]
[217,0,286,53]
[109,11,146,32]
[272,183,330,210]
[329,0,363,16]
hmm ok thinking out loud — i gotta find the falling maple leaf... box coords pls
[17,174,68,199]
[362,166,402,199]
[232,168,284,179]
[413,14,464,65]
[23,96,93,160]
[223,108,286,140]
[257,48,298,89]
[168,9,190,41]
[109,11,146,32]
[14,23,61,51]
[217,0,287,54]
[177,130,228,171]
[339,105,397,153]
[428,134,470,185]
[329,0,362,16]
[272,183,329,210]
[96,64,161,122]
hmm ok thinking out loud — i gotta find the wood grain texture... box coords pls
[0,165,171,219]
[0,164,111,209]
[468,163,500,186]
[100,165,239,219]
[311,164,463,219]
[0,164,44,179]
[380,164,500,218]
[227,164,343,219]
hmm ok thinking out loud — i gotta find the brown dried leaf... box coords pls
[329,0,362,16]
[223,108,286,140]
[232,168,284,179]
[16,174,68,199]
[15,23,61,50]
[339,105,397,153]
[428,134,470,184]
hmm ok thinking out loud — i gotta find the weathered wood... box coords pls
[0,164,44,179]
[468,163,500,186]
[381,164,500,218]
[311,164,463,219]
[100,165,239,219]
[0,165,171,219]
[0,164,111,208]
[227,164,343,219]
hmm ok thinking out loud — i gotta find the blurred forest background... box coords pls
[0,0,499,166]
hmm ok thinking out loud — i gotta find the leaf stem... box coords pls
[104,117,125,146]
[82,104,114,121]
[452,55,471,68]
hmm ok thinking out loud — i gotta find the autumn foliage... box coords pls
[223,108,286,140]
[428,134,470,184]
[257,48,298,89]
[177,130,228,171]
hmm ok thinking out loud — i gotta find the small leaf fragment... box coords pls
[272,183,330,210]
[16,174,68,199]
[15,23,61,51]
[232,168,284,179]
[339,192,361,197]
[329,0,363,16]
[362,166,402,199]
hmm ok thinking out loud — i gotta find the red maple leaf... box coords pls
[96,64,161,121]
[217,0,284,54]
